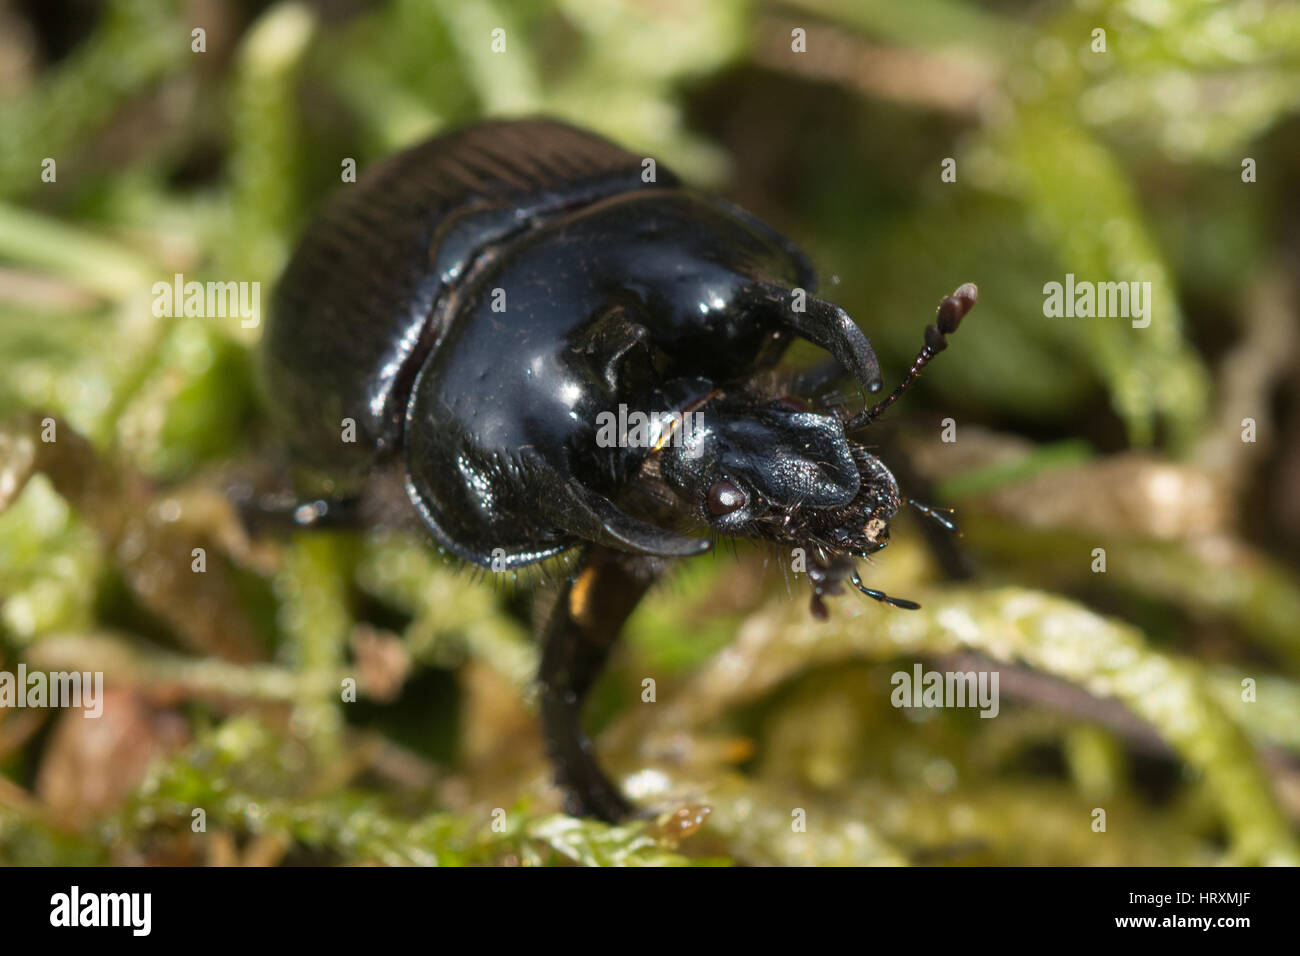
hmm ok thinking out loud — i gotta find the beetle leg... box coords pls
[849,569,921,610]
[539,546,659,821]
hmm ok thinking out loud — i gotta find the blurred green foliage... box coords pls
[1,0,1300,865]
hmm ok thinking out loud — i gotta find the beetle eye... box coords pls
[707,480,746,516]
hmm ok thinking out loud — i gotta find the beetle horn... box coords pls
[744,282,883,396]
[556,478,712,558]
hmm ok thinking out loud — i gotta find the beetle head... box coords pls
[658,394,900,557]
[653,280,978,614]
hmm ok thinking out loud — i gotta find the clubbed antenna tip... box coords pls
[846,282,978,432]
[936,282,977,337]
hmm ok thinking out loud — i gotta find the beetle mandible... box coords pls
[263,119,976,821]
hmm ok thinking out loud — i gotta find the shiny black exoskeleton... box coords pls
[264,119,976,821]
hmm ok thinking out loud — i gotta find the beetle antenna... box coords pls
[845,283,977,432]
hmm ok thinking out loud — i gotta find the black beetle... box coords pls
[263,118,975,821]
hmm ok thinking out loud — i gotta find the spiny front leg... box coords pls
[538,545,661,822]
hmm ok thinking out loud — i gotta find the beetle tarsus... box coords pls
[850,570,921,610]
